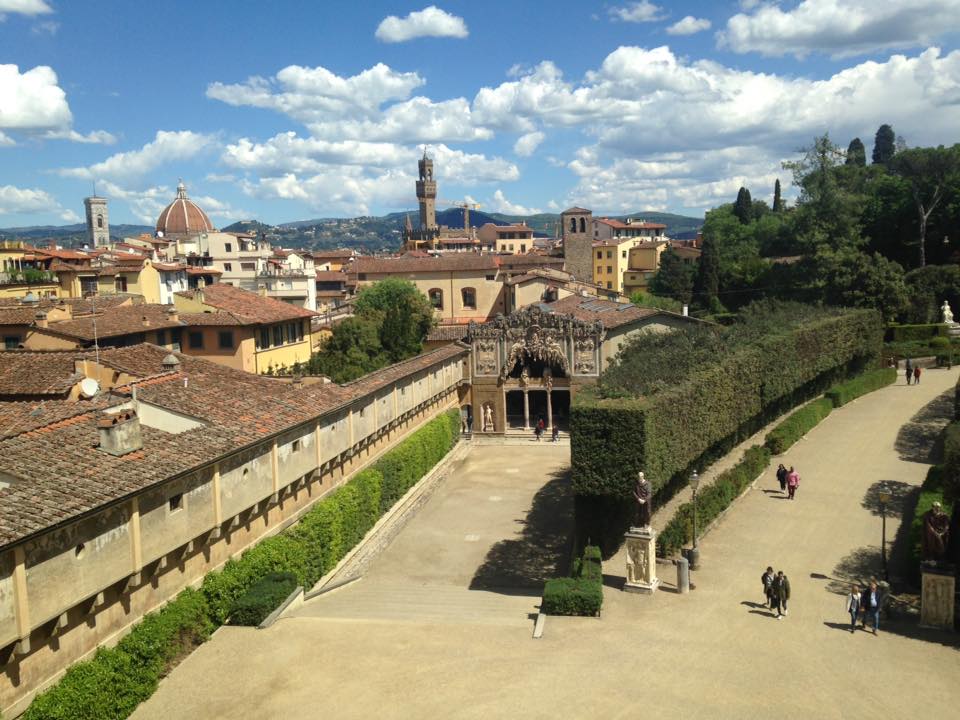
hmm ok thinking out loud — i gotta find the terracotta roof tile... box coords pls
[176,284,316,323]
[349,255,498,275]
[0,350,83,398]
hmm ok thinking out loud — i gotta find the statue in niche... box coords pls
[483,404,494,433]
[543,367,553,390]
[942,300,955,325]
[922,501,951,562]
[633,471,652,529]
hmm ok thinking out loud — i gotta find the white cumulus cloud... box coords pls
[513,131,545,157]
[608,1,666,23]
[667,16,711,36]
[489,189,540,215]
[0,0,52,18]
[0,183,77,221]
[719,0,960,58]
[375,6,468,43]
[58,130,216,182]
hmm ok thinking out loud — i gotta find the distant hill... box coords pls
[0,223,154,247]
[221,220,275,234]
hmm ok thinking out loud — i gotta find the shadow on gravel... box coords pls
[820,546,883,596]
[861,480,913,518]
[469,468,573,595]
[895,389,953,463]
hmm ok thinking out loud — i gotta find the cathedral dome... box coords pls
[156,181,214,236]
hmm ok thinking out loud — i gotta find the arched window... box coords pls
[97,215,103,229]
[569,217,577,233]
[461,287,476,310]
[579,217,586,233]
[428,288,443,310]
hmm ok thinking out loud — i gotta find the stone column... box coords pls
[523,389,530,430]
[623,527,660,594]
[546,388,553,430]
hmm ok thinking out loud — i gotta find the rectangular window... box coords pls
[258,327,270,349]
[3,335,20,350]
[485,274,495,281]
[520,244,526,253]
[607,281,612,289]
[115,276,128,292]
[606,250,612,259]
[273,325,284,346]
[223,263,233,272]
[241,262,256,271]
[80,277,98,295]
[168,493,183,512]
[171,329,182,351]
[218,331,234,349]
[155,329,167,346]
[596,251,602,259]
[292,439,301,453]
[622,250,627,258]
[225,243,232,253]
[188,331,203,349]
[607,266,613,274]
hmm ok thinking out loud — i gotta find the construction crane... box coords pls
[437,199,481,233]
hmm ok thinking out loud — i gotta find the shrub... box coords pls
[885,323,949,342]
[942,421,960,501]
[824,368,897,408]
[909,465,953,566]
[228,572,299,626]
[764,398,834,455]
[929,336,951,351]
[542,545,603,616]
[657,445,771,556]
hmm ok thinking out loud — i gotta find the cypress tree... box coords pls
[773,179,783,212]
[872,124,895,165]
[733,186,753,224]
[694,234,720,308]
[846,138,866,167]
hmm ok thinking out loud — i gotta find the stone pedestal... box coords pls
[624,527,659,594]
[920,565,955,630]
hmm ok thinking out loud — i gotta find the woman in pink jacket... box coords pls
[786,467,800,500]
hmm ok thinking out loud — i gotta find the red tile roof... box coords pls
[595,218,667,230]
[350,254,499,275]
[0,350,83,398]
[176,283,316,323]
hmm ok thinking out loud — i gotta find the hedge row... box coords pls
[943,420,960,501]
[909,465,954,566]
[825,368,898,408]
[542,546,603,616]
[764,398,834,455]
[228,572,299,627]
[657,446,771,557]
[24,408,461,720]
[885,323,949,343]
[572,308,881,499]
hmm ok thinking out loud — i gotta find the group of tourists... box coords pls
[533,417,560,442]
[775,464,801,499]
[760,567,791,618]
[904,358,922,385]
[845,579,884,634]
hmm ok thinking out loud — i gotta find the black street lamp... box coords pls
[689,470,700,570]
[879,490,891,581]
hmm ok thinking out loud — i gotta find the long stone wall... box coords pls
[0,350,467,717]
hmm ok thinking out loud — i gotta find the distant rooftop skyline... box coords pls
[2,1,960,226]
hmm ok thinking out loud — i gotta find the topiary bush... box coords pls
[942,421,960,501]
[228,572,299,626]
[764,398,834,455]
[824,368,897,407]
[885,323,949,342]
[542,545,603,616]
[657,445,771,556]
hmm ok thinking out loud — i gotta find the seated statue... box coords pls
[922,501,951,562]
[942,300,955,325]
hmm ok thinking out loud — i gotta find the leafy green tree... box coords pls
[353,277,434,361]
[733,186,753,224]
[872,124,896,165]
[694,233,720,310]
[903,264,960,323]
[307,316,388,382]
[628,291,682,313]
[815,249,908,322]
[773,178,783,212]
[889,145,960,267]
[650,248,696,305]
[846,138,867,167]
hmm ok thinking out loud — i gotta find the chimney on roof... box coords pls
[142,314,151,327]
[258,285,267,298]
[98,410,142,456]
[161,353,181,372]
[34,310,48,329]
[682,304,689,317]
[291,374,304,390]
[167,306,179,323]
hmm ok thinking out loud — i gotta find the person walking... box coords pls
[846,585,861,633]
[774,571,791,618]
[551,425,559,442]
[914,365,922,385]
[535,417,545,441]
[861,580,881,634]
[905,359,913,385]
[761,566,775,608]
[776,463,788,493]
[786,466,800,500]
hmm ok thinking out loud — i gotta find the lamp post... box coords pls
[879,490,891,581]
[689,470,701,570]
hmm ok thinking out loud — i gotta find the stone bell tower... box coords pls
[416,150,438,235]
[84,194,110,248]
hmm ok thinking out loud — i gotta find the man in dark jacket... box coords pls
[774,571,791,619]
[860,580,882,634]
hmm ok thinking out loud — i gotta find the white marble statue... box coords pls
[942,300,955,325]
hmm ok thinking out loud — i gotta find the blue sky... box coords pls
[2,0,960,227]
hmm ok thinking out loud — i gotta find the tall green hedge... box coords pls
[228,572,299,627]
[942,421,960,501]
[571,308,881,499]
[885,323,948,342]
[764,398,834,455]
[824,368,898,407]
[657,446,771,556]
[25,408,461,720]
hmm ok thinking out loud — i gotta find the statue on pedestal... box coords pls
[943,300,955,325]
[923,501,951,562]
[633,471,652,529]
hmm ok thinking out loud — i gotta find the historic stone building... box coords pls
[560,206,593,283]
[83,195,109,248]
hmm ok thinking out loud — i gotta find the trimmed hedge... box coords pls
[764,398,834,454]
[885,323,948,343]
[542,546,603,616]
[824,368,898,407]
[25,408,461,719]
[228,572,299,626]
[572,308,881,500]
[943,421,960,501]
[909,465,953,566]
[657,446,771,557]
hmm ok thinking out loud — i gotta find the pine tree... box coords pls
[872,124,896,165]
[773,179,783,212]
[733,186,753,224]
[694,233,720,309]
[846,138,866,167]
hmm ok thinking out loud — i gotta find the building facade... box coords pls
[560,206,593,282]
[83,196,109,248]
